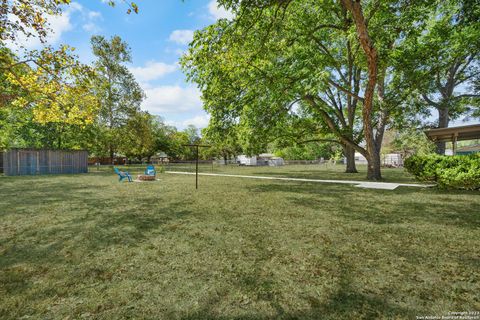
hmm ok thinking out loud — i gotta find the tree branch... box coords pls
[327,78,364,102]
[453,94,480,100]
[304,94,367,156]
[421,93,439,107]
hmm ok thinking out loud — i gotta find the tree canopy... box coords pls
[182,0,442,179]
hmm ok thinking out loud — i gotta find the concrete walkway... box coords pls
[166,171,433,190]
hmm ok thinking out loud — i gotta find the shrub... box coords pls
[404,154,480,190]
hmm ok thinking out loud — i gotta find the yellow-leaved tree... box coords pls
[0,0,138,124]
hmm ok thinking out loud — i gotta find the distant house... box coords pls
[151,152,169,164]
[353,152,404,167]
[237,155,257,166]
[382,153,403,167]
[236,154,284,166]
[258,153,285,166]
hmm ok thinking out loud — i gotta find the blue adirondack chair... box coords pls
[114,167,132,182]
[145,165,156,177]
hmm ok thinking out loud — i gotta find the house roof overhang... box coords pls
[424,124,480,142]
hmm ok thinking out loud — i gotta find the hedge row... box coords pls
[404,154,480,190]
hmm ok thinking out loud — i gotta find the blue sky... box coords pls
[8,0,233,129]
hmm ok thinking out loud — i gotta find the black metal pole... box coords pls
[183,144,211,190]
[196,145,199,189]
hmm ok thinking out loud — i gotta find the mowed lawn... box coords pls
[0,166,479,319]
[166,163,422,184]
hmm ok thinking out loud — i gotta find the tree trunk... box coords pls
[110,147,114,165]
[436,106,450,155]
[344,145,358,173]
[366,148,382,180]
[56,124,63,149]
[341,0,380,181]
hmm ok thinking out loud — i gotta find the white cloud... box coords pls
[168,30,194,45]
[142,85,203,115]
[83,10,102,32]
[208,0,234,20]
[5,10,73,51]
[82,22,101,33]
[129,61,177,83]
[68,2,83,12]
[88,11,102,19]
[5,1,102,50]
[165,114,210,130]
[43,13,73,43]
[81,8,102,33]
[182,115,210,128]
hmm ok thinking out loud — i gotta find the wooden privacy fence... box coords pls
[1,149,88,176]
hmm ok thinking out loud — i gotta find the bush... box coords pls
[404,154,480,190]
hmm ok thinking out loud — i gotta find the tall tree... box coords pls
[184,124,201,144]
[401,0,480,154]
[119,111,158,161]
[202,124,242,163]
[91,35,144,160]
[183,0,433,180]
[1,0,138,126]
[4,45,99,125]
[0,45,99,148]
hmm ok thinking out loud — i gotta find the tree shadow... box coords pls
[220,167,417,184]
[248,182,480,230]
[0,176,195,302]
[178,258,421,320]
[1,200,193,264]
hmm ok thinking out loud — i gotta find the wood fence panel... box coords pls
[2,149,88,176]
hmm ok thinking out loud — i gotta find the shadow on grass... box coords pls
[211,166,416,184]
[179,260,420,320]
[249,182,480,230]
[0,176,194,268]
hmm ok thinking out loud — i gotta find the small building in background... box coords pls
[258,153,284,166]
[237,155,257,166]
[382,153,403,167]
[2,149,88,176]
[151,152,170,164]
[352,152,404,167]
[236,154,285,166]
[268,158,285,166]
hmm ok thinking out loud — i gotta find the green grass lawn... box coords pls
[0,167,479,319]
[123,163,421,184]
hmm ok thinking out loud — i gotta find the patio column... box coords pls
[452,133,458,155]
